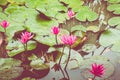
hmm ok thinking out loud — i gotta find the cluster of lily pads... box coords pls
[0,0,120,80]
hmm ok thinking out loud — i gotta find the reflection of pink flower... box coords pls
[20,31,33,44]
[0,20,9,28]
[51,26,60,35]
[68,9,75,18]
[90,63,105,77]
[61,35,77,45]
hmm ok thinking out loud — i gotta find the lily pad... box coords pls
[75,6,98,21]
[59,0,84,12]
[6,40,37,57]
[107,4,120,15]
[0,0,7,5]
[30,58,49,70]
[71,25,86,32]
[82,44,97,53]
[0,58,23,80]
[99,28,120,52]
[80,56,114,80]
[108,17,120,29]
[34,28,69,46]
[87,26,99,32]
[107,0,120,3]
[60,47,83,70]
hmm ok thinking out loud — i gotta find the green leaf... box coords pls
[0,58,23,80]
[99,28,120,52]
[59,47,83,70]
[34,29,69,46]
[0,0,7,6]
[75,6,98,21]
[30,58,49,70]
[107,0,120,3]
[82,44,97,53]
[60,0,84,12]
[107,4,120,15]
[108,17,120,29]
[7,0,26,4]
[80,56,115,80]
[71,25,86,32]
[6,40,37,57]
[87,26,99,32]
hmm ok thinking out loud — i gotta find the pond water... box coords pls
[39,47,120,80]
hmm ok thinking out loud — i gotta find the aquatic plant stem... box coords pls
[92,76,96,80]
[55,35,58,45]
[58,46,66,78]
[64,46,71,79]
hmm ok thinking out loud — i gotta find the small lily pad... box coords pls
[82,44,97,53]
[30,58,49,70]
[108,17,120,29]
[6,40,37,57]
[75,6,98,21]
[107,4,120,15]
[87,26,99,32]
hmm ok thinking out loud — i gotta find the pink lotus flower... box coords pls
[61,35,77,45]
[51,26,60,35]
[20,31,33,44]
[0,20,9,28]
[68,9,75,18]
[90,63,105,77]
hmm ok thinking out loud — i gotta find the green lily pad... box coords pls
[107,0,120,3]
[107,4,120,15]
[60,47,83,70]
[7,0,26,4]
[60,0,84,12]
[30,58,49,70]
[34,28,69,46]
[75,6,98,21]
[87,26,99,32]
[80,56,114,80]
[0,0,7,6]
[108,17,120,29]
[82,44,97,53]
[99,28,120,52]
[71,25,86,32]
[6,40,37,57]
[0,58,23,80]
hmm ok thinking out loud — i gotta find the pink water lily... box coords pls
[51,26,60,35]
[20,31,33,44]
[61,35,77,45]
[0,20,9,28]
[68,9,75,18]
[90,63,105,78]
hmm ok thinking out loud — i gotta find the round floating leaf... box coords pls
[108,17,120,29]
[107,4,120,15]
[107,0,120,3]
[99,28,120,52]
[0,0,7,5]
[87,26,99,32]
[80,56,115,80]
[7,0,26,4]
[60,0,84,12]
[6,40,37,57]
[0,58,23,80]
[75,6,98,21]
[82,44,97,53]
[60,47,83,70]
[71,25,86,32]
[30,58,49,70]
